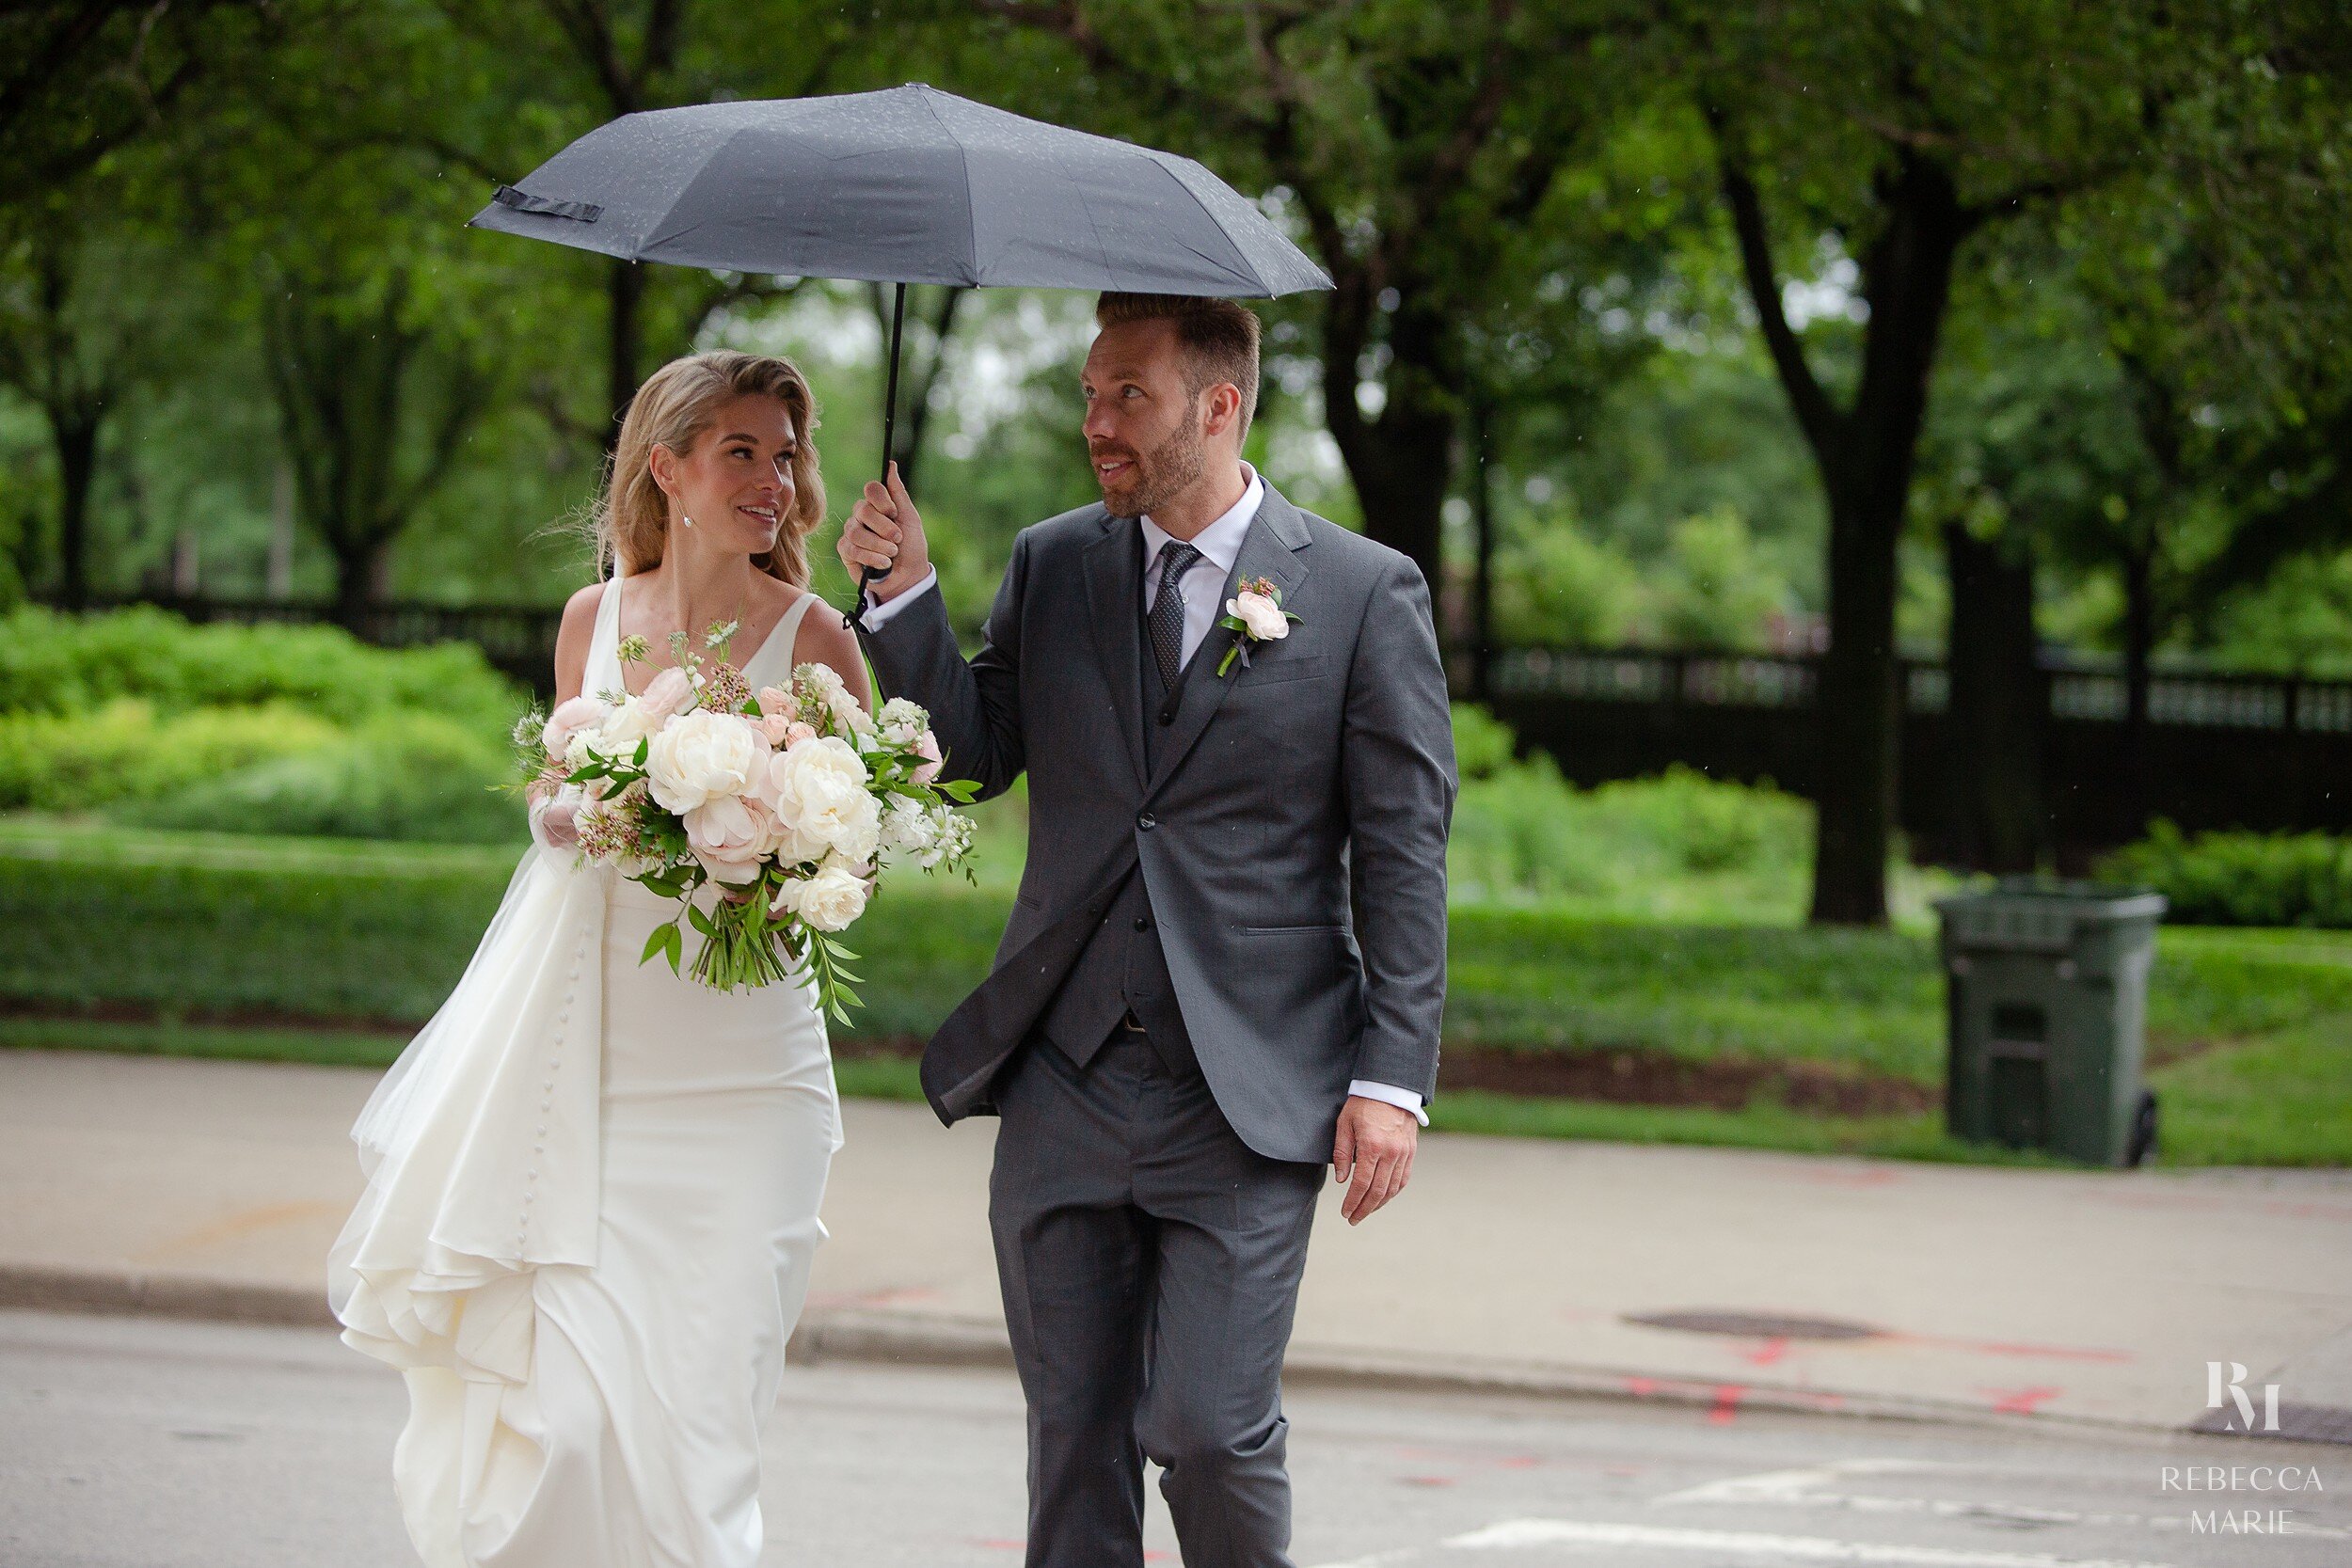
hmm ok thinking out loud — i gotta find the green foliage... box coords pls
[1447,725,1812,910]
[0,605,523,727]
[126,710,520,843]
[2099,822,2352,929]
[1492,502,1797,649]
[0,699,342,810]
[0,606,530,839]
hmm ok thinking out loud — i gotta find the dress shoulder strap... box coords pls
[744,588,821,688]
[585,575,627,696]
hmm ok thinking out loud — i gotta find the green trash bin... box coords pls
[1933,880,2168,1166]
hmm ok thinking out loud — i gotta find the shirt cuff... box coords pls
[1347,1080,1429,1125]
[858,567,939,632]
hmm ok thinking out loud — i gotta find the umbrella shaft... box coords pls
[859,282,909,603]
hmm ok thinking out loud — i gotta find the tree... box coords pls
[1683,2,2212,924]
[0,217,129,609]
[0,0,251,210]
[961,0,1666,595]
[262,266,493,621]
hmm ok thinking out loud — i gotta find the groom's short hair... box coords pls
[1095,293,1262,442]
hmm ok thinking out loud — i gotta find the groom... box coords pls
[841,293,1456,1568]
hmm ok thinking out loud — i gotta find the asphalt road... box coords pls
[3,1309,2344,1568]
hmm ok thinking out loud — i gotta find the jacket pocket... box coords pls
[1238,654,1332,688]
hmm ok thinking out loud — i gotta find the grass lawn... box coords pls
[5,816,2345,1166]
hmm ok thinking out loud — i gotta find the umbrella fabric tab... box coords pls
[492,185,604,224]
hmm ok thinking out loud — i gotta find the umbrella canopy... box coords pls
[468,83,1331,297]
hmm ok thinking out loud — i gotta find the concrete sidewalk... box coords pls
[5,1048,2349,1442]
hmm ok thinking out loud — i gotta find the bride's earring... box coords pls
[680,514,694,529]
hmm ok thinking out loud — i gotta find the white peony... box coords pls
[875,696,929,748]
[681,792,771,883]
[762,735,881,863]
[598,694,660,752]
[644,710,763,814]
[1227,588,1290,641]
[771,863,869,931]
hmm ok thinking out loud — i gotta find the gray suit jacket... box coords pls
[859,483,1457,1164]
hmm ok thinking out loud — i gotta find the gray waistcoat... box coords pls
[1036,585,1200,1075]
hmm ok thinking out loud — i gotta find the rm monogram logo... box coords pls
[2208,1361,2283,1433]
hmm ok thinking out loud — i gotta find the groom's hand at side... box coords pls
[1332,1096,1418,1225]
[837,462,931,605]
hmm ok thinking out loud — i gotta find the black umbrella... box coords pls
[469,83,1332,611]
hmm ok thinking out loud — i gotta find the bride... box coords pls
[330,349,868,1567]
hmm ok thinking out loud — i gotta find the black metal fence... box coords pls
[1483,646,2352,854]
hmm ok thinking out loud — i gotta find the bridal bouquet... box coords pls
[524,623,977,1019]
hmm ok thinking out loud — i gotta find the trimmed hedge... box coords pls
[2099,821,2352,928]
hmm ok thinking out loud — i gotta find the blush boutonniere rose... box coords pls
[1216,578,1302,676]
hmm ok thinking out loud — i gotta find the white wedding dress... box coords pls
[331,580,841,1568]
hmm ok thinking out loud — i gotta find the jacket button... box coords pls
[1133,916,1151,931]
[1137,812,1156,831]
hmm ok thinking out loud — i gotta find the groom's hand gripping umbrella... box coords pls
[467,83,1334,626]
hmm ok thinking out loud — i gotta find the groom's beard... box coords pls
[1094,420,1206,520]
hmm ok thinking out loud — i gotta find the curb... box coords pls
[0,1264,2266,1449]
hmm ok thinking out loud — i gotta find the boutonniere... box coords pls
[1216,578,1302,675]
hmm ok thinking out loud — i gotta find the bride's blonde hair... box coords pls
[594,350,826,587]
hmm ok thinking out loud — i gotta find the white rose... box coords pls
[772,863,869,931]
[644,710,763,814]
[875,697,928,748]
[762,735,880,860]
[1227,589,1290,641]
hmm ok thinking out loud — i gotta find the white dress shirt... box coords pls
[863,464,1427,1125]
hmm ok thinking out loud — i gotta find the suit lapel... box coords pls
[1082,511,1149,790]
[1144,486,1311,801]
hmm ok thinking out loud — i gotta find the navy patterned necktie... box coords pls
[1149,541,1202,694]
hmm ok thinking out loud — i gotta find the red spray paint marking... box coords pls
[1392,1446,1544,1471]
[1708,1384,1748,1424]
[1399,1475,1458,1488]
[1984,1386,2065,1414]
[1623,1375,1661,1397]
[1741,1336,1793,1367]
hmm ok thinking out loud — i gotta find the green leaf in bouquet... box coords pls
[640,923,672,965]
[937,779,981,801]
[687,901,716,937]
[632,738,649,765]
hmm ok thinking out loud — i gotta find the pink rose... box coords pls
[639,666,694,723]
[542,695,605,760]
[756,685,793,716]
[756,712,794,746]
[786,721,817,747]
[913,729,944,785]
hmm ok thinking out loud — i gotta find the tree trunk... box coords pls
[1944,520,2046,873]
[606,259,645,452]
[1320,289,1456,594]
[2119,535,2156,838]
[1468,396,1496,700]
[1725,150,1972,927]
[331,537,387,632]
[49,408,100,611]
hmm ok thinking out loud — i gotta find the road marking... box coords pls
[1442,1519,2182,1566]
